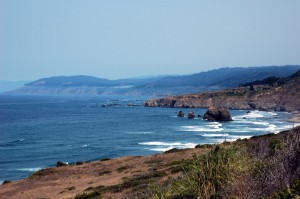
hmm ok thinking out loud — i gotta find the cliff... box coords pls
[145,76,300,112]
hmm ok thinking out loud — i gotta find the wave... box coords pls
[228,135,252,139]
[202,133,229,137]
[0,139,26,147]
[127,131,155,134]
[233,111,265,120]
[140,141,182,146]
[139,141,197,152]
[149,147,174,152]
[16,167,42,172]
[252,121,270,126]
[210,138,237,143]
[180,126,224,132]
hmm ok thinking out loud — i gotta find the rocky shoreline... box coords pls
[287,112,300,123]
[144,77,300,112]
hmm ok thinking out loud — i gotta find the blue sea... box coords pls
[0,94,297,182]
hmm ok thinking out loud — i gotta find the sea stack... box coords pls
[203,106,233,121]
[177,111,184,117]
[188,111,195,119]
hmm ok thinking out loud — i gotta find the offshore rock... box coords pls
[203,106,233,121]
[56,161,68,167]
[177,111,184,117]
[188,111,195,119]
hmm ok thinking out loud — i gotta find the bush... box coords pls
[152,146,250,198]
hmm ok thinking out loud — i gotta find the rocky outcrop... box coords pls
[203,106,233,121]
[144,77,300,112]
[177,111,184,117]
[188,111,195,119]
[56,161,68,167]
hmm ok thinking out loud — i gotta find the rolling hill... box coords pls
[7,65,300,97]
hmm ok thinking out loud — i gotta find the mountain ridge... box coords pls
[7,65,300,96]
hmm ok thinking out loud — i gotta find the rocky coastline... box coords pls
[144,77,300,112]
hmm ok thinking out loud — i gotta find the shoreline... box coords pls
[1,126,300,199]
[1,109,299,183]
[287,111,300,123]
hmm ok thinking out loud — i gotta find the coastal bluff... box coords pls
[144,76,300,112]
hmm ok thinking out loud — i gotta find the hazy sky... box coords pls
[1,0,300,80]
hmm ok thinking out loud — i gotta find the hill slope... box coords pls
[8,65,300,96]
[145,70,300,111]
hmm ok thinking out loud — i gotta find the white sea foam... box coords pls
[140,141,197,151]
[82,144,88,147]
[202,133,229,137]
[234,111,265,120]
[226,129,252,133]
[180,126,224,132]
[240,124,278,133]
[127,131,155,134]
[252,121,270,126]
[228,135,252,139]
[16,167,42,172]
[209,138,236,143]
[149,147,174,152]
[206,122,223,128]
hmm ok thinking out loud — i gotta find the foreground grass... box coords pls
[152,144,251,199]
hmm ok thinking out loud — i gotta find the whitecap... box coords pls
[202,133,229,137]
[82,144,88,148]
[180,126,224,132]
[149,147,174,152]
[234,112,265,120]
[139,141,197,151]
[252,121,270,126]
[127,131,154,134]
[228,135,252,139]
[207,138,235,143]
[242,124,278,133]
[16,167,42,172]
[140,141,182,146]
[206,123,223,128]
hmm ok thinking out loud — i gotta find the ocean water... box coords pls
[0,94,297,182]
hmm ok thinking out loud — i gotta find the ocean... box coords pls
[0,94,296,182]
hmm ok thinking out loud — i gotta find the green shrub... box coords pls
[152,146,251,199]
[74,191,101,199]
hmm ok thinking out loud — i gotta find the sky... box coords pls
[1,0,300,81]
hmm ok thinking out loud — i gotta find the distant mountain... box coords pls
[240,68,300,87]
[7,65,300,97]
